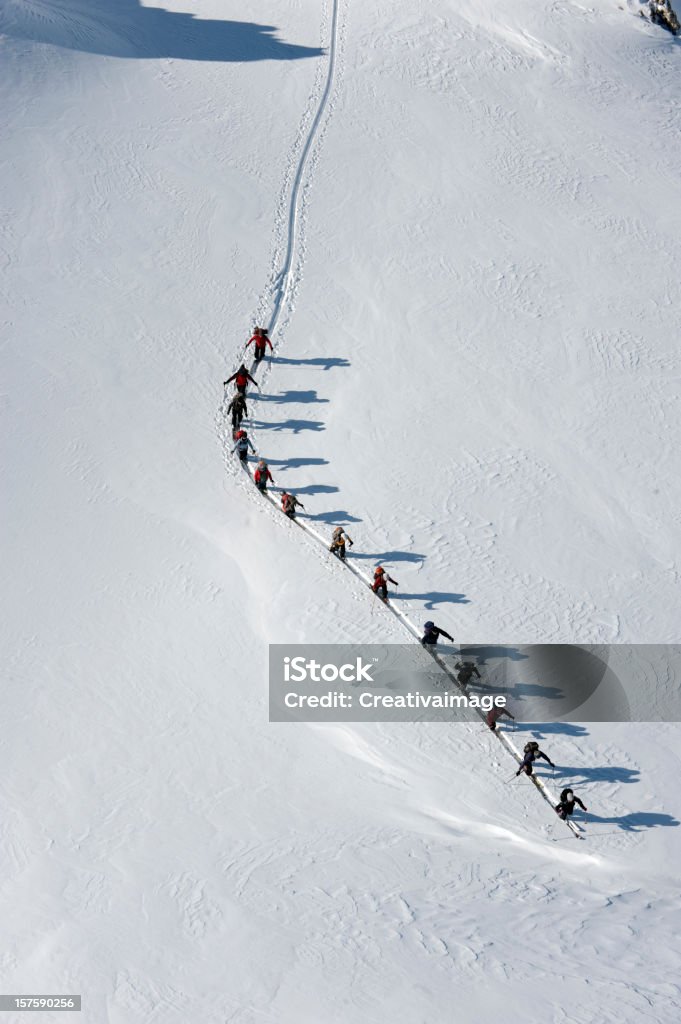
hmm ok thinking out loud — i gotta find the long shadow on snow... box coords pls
[252,390,329,405]
[271,356,350,371]
[460,645,529,664]
[554,765,640,785]
[289,484,339,496]
[397,591,470,608]
[585,811,680,833]
[307,509,363,524]
[473,682,565,702]
[0,0,325,62]
[512,722,590,739]
[251,419,325,434]
[350,551,426,565]
[265,457,330,471]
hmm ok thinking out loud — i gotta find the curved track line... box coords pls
[225,0,424,641]
[218,0,578,842]
[268,0,340,336]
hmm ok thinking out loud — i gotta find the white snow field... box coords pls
[2,0,681,1021]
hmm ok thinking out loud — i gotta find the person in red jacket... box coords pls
[254,459,273,493]
[372,566,398,602]
[224,364,259,395]
[281,491,305,519]
[486,707,515,732]
[246,327,274,365]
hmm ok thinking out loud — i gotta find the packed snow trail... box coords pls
[216,0,341,406]
[268,0,341,336]
[217,0,580,842]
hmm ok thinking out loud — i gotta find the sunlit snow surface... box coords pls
[1,0,680,1021]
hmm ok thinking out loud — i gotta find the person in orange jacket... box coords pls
[372,566,398,602]
[330,526,353,562]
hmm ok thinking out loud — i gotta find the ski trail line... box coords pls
[267,0,340,337]
[217,0,579,843]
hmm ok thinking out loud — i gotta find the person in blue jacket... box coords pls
[516,741,555,777]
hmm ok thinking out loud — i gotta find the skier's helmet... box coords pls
[375,566,384,574]
[424,621,435,630]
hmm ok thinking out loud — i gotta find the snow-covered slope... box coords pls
[1,1,680,1021]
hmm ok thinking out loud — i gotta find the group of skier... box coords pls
[224,328,590,832]
[516,742,588,820]
[413,621,587,823]
[225,331,405,602]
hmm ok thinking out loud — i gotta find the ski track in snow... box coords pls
[214,0,586,843]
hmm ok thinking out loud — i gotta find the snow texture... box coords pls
[1,0,681,1021]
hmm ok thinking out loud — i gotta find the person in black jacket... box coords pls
[455,661,481,688]
[515,741,555,777]
[227,392,248,432]
[555,788,587,820]
[421,621,454,646]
